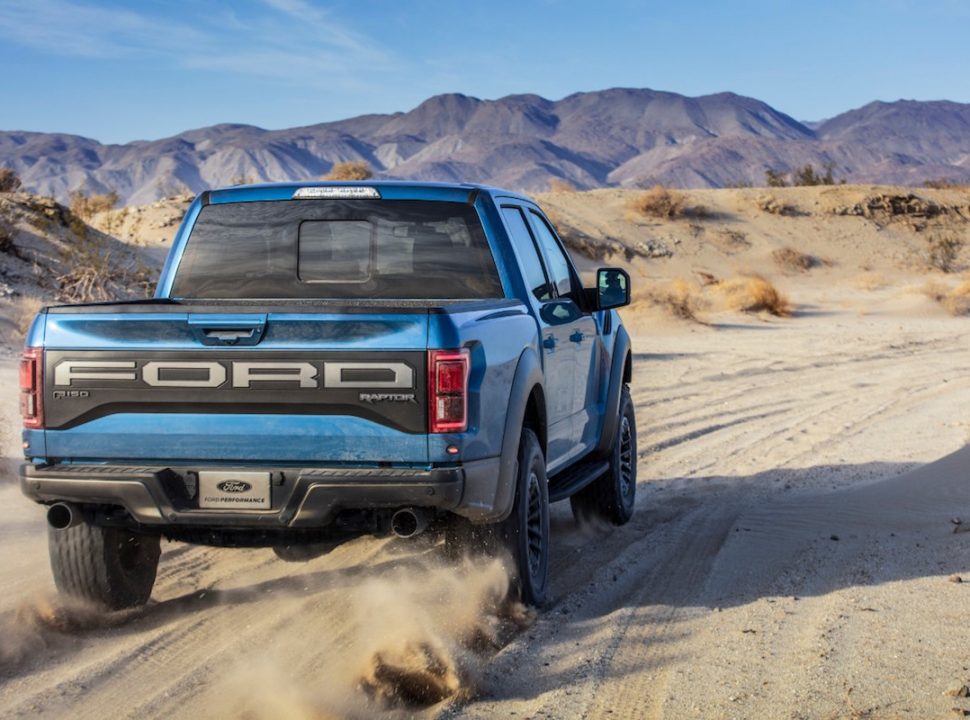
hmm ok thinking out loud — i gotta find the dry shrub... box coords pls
[56,223,157,303]
[855,272,889,291]
[637,278,704,322]
[772,246,819,272]
[69,190,119,220]
[925,230,964,273]
[756,194,799,216]
[548,178,576,192]
[717,275,791,317]
[924,178,968,190]
[628,185,685,220]
[711,228,751,254]
[945,281,970,315]
[924,280,970,316]
[0,167,22,193]
[324,161,373,181]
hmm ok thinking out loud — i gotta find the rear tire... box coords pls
[571,384,637,526]
[495,427,550,606]
[48,520,160,610]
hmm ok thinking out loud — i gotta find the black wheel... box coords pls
[571,384,637,526]
[495,427,550,606]
[272,542,336,562]
[48,520,160,610]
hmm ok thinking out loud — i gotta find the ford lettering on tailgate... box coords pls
[42,350,426,433]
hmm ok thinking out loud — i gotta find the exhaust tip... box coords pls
[47,502,79,530]
[391,508,427,538]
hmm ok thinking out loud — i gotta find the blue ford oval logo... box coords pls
[217,480,252,493]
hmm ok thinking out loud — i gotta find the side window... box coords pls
[501,206,552,302]
[528,211,573,297]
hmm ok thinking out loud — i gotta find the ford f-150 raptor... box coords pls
[19,181,635,608]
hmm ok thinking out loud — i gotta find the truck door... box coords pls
[525,210,599,460]
[500,206,577,471]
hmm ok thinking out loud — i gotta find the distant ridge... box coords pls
[2,88,969,204]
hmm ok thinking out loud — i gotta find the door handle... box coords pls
[203,328,258,343]
[569,330,585,344]
[542,335,557,350]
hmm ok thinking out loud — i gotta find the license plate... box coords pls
[198,471,271,510]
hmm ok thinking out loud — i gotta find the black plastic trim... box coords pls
[596,325,632,455]
[21,462,475,528]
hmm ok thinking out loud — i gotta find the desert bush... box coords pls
[923,280,970,316]
[56,253,156,304]
[772,246,820,272]
[548,178,576,192]
[0,167,23,193]
[324,161,373,181]
[944,281,970,315]
[716,275,791,317]
[69,190,119,221]
[923,178,967,190]
[925,230,964,273]
[55,218,156,303]
[637,278,704,322]
[855,272,889,291]
[765,162,841,188]
[765,168,788,188]
[229,175,257,186]
[627,185,685,220]
[755,194,799,216]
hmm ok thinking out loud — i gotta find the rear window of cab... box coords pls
[171,199,503,300]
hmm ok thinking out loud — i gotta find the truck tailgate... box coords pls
[37,306,430,464]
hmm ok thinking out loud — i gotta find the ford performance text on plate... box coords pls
[19,181,636,609]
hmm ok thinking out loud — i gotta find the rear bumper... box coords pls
[20,457,504,528]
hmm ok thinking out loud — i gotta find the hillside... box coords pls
[0,191,157,347]
[2,89,970,204]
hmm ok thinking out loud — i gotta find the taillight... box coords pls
[429,349,469,433]
[20,348,44,429]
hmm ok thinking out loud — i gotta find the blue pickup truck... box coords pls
[19,181,635,608]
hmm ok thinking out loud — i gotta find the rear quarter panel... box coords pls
[427,305,538,464]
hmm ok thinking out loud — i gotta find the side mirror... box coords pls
[596,268,631,310]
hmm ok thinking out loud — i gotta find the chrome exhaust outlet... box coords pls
[47,502,82,530]
[390,508,428,538]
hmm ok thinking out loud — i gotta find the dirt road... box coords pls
[2,303,969,719]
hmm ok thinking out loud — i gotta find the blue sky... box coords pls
[0,0,967,144]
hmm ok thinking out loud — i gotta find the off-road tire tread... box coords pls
[571,384,636,526]
[497,427,549,607]
[49,521,160,610]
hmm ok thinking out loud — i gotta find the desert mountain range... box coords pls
[2,88,969,204]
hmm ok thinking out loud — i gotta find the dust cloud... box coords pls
[221,556,533,719]
[0,594,140,673]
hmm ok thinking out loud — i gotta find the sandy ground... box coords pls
[1,186,970,718]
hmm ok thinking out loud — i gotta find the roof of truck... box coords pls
[200,180,533,206]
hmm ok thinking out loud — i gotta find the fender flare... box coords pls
[489,347,545,523]
[595,324,632,456]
